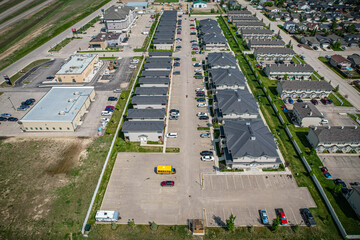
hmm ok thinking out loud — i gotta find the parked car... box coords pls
[297,98,303,102]
[169,115,179,120]
[193,63,201,67]
[129,65,136,69]
[174,63,180,67]
[170,109,179,114]
[324,172,332,179]
[199,116,209,120]
[174,57,181,61]
[197,112,208,117]
[194,69,201,72]
[101,111,112,116]
[46,76,55,79]
[131,58,139,63]
[259,209,269,224]
[105,108,114,112]
[321,119,328,124]
[311,99,318,105]
[320,167,328,173]
[192,47,199,50]
[200,151,213,156]
[113,89,122,93]
[190,24,195,26]
[17,105,29,111]
[200,132,211,138]
[166,132,178,138]
[0,117,8,121]
[101,118,110,123]
[173,71,181,75]
[0,113,11,117]
[276,208,288,225]
[7,117,18,122]
[194,72,202,76]
[105,105,114,109]
[197,103,207,108]
[300,208,316,227]
[196,93,205,97]
[190,40,197,43]
[194,76,203,79]
[177,31,181,34]
[190,27,196,29]
[334,179,346,188]
[190,32,196,35]
[108,97,118,101]
[197,98,206,102]
[201,156,214,161]
[161,181,175,187]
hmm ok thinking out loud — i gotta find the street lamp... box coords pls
[8,97,15,110]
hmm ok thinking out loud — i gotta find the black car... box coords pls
[297,98,303,102]
[300,208,316,227]
[0,117,8,121]
[196,93,205,97]
[199,116,209,120]
[200,151,213,156]
[108,97,118,101]
[7,117,18,122]
[46,76,55,79]
[334,179,346,188]
[194,76,203,79]
[174,58,181,61]
[169,115,179,120]
[194,73,202,76]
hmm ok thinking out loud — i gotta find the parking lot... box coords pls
[314,104,357,126]
[319,154,360,187]
[0,90,118,137]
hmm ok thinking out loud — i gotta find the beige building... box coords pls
[20,87,95,132]
[55,54,98,83]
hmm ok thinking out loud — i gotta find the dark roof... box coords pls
[216,89,259,116]
[207,52,237,67]
[293,102,323,119]
[265,64,314,73]
[127,109,165,119]
[135,87,168,96]
[228,10,252,15]
[235,22,264,27]
[138,77,170,85]
[330,54,349,64]
[241,29,273,34]
[144,62,171,69]
[310,126,360,143]
[255,47,295,54]
[122,121,164,132]
[103,5,134,20]
[248,39,285,46]
[222,119,279,158]
[348,54,360,65]
[146,57,172,63]
[141,70,170,77]
[210,68,246,87]
[202,33,227,44]
[149,51,172,57]
[90,33,121,42]
[231,16,259,21]
[278,80,333,91]
[131,96,167,105]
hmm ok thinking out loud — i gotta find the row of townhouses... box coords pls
[198,19,228,51]
[153,10,177,50]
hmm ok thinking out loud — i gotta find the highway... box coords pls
[236,0,360,110]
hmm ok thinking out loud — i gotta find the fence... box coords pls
[331,92,344,105]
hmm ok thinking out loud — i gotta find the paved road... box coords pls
[0,0,118,79]
[0,0,34,21]
[237,0,360,111]
[0,0,56,31]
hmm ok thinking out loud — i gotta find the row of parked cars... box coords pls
[259,208,316,227]
[0,113,18,122]
[17,98,35,111]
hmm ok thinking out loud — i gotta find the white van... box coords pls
[142,31,149,35]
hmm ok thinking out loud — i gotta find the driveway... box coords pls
[315,104,357,126]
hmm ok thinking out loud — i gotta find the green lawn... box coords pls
[0,0,47,25]
[49,37,81,52]
[328,92,353,107]
[318,57,347,79]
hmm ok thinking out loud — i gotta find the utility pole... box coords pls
[8,97,15,110]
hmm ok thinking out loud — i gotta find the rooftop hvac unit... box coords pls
[73,91,80,95]
[68,99,74,102]
[58,111,65,115]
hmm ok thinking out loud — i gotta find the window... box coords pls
[67,127,70,130]
[25,127,28,130]
[40,127,42,130]
[53,127,55,130]
[30,127,33,130]
[46,127,49,130]
[59,127,62,130]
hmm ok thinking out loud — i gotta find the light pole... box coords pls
[8,97,15,110]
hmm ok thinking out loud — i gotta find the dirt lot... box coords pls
[0,136,112,239]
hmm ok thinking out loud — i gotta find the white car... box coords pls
[101,111,113,116]
[194,69,202,72]
[129,65,137,69]
[197,112,208,117]
[166,132,178,138]
[101,118,110,123]
[195,88,204,92]
[201,156,214,161]
[132,59,139,63]
[197,103,207,108]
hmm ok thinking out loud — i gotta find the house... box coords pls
[283,21,297,33]
[131,96,167,109]
[89,32,122,48]
[219,119,281,169]
[347,54,360,69]
[214,89,259,123]
[268,13,281,21]
[300,37,320,48]
[240,28,273,40]
[144,58,172,71]
[152,11,177,50]
[254,47,295,61]
[306,22,319,31]
[149,51,172,58]
[291,13,300,22]
[135,87,168,96]
[126,109,165,121]
[228,10,252,21]
[209,68,246,90]
[235,21,264,30]
[346,187,360,219]
[193,0,207,8]
[291,102,324,127]
[122,121,164,142]
[329,55,352,70]
[328,34,346,45]
[126,2,148,9]
[247,39,285,49]
[344,34,360,47]
[264,6,280,12]
[280,12,291,21]
[102,5,137,33]
[264,64,314,80]
[206,52,237,69]
[276,80,333,99]
[199,18,228,50]
[231,16,259,24]
[316,35,331,48]
[141,70,171,78]
[138,77,169,87]
[307,125,360,153]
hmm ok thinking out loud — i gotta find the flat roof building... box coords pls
[20,87,95,132]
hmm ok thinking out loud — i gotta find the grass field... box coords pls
[0,0,111,70]
[0,0,47,25]
[0,0,24,14]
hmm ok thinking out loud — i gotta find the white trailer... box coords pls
[95,210,120,222]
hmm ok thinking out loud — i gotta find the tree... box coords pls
[311,28,317,36]
[284,74,288,80]
[347,24,356,34]
[211,8,215,13]
[277,30,281,38]
[263,1,274,7]
[150,221,158,231]
[331,21,337,32]
[334,183,342,194]
[287,40,292,48]
[226,213,236,231]
[271,217,280,232]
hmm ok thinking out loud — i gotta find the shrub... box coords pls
[150,221,158,231]
[271,217,280,232]
[111,222,117,230]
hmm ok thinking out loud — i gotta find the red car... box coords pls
[321,167,328,173]
[190,27,196,29]
[106,105,114,109]
[161,181,174,187]
[276,208,288,225]
[192,47,199,50]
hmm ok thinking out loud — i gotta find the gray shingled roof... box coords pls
[122,121,164,132]
[138,77,169,85]
[265,64,314,73]
[135,87,168,96]
[202,33,227,44]
[249,39,285,46]
[127,109,165,119]
[103,5,135,20]
[207,52,237,68]
[216,89,259,116]
[222,119,279,158]
[228,10,252,15]
[144,62,171,69]
[232,16,258,21]
[146,57,172,63]
[293,102,323,119]
[131,96,167,105]
[310,126,360,143]
[141,70,170,77]
[210,68,246,87]
[149,51,172,57]
[241,28,273,34]
[255,47,295,54]
[278,80,333,91]
[236,22,264,27]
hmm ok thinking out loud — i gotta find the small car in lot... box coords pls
[129,65,136,69]
[17,105,29,111]
[194,76,203,79]
[259,209,269,225]
[174,57,181,61]
[113,89,122,93]
[170,109,179,114]
[190,40,197,43]
[177,31,181,34]
[46,76,55,79]
[173,71,181,75]
[193,63,201,67]
[0,113,11,117]
[190,24,195,26]
[197,103,207,108]
[195,88,204,92]
[197,98,206,102]
[197,112,208,117]
[7,117,18,122]
[166,132,178,138]
[190,27,196,29]
[169,115,179,120]
[297,98,303,102]
[311,99,318,105]
[334,179,346,188]
[200,150,213,156]
[324,172,332,179]
[196,93,205,97]
[201,155,214,161]
[131,58,139,63]
[192,47,199,50]
[174,63,180,67]
[276,208,288,225]
[194,72,202,76]
[108,97,118,101]
[0,117,8,121]
[199,115,209,120]
[101,118,110,123]
[161,181,175,187]
[300,208,316,227]
[200,132,211,138]
[101,111,112,116]
[194,69,201,72]
[321,167,328,173]
[105,107,114,112]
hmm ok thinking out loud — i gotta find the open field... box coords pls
[0,0,111,70]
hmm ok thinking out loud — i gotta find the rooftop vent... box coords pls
[246,122,251,125]
[355,125,358,129]
[73,91,80,95]
[309,111,312,116]
[250,136,256,140]
[327,125,331,129]
[304,104,308,108]
[58,111,65,115]
[341,126,344,129]
[68,99,74,102]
